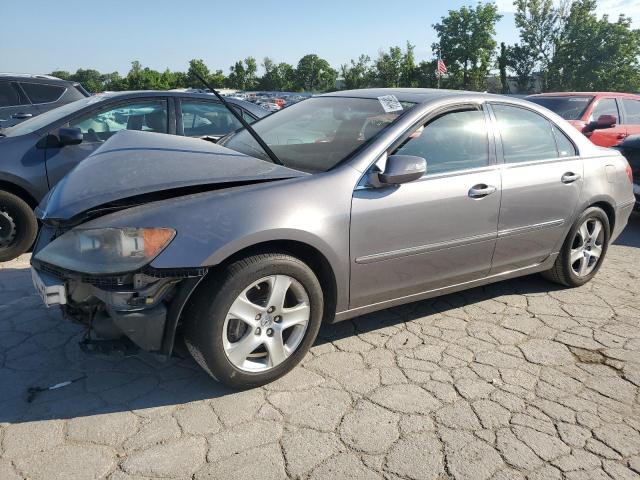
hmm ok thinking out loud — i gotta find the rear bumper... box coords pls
[612,199,636,242]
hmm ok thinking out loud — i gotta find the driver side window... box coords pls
[70,99,168,143]
[393,109,489,176]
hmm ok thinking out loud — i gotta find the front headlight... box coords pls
[34,227,176,275]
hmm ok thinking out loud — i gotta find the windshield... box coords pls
[219,96,415,172]
[3,95,107,137]
[527,96,593,121]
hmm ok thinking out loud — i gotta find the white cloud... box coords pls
[493,0,639,25]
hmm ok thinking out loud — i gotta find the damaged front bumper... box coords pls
[31,259,206,356]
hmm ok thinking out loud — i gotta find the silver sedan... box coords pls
[30,88,636,388]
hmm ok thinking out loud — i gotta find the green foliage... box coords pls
[551,0,640,91]
[432,3,502,90]
[340,55,373,90]
[498,42,510,93]
[260,58,296,91]
[506,44,536,93]
[514,0,567,90]
[294,54,337,92]
[46,5,640,96]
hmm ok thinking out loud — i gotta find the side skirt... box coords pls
[332,253,559,323]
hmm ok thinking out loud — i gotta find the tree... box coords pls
[507,44,536,93]
[514,0,567,91]
[374,46,403,87]
[186,59,210,88]
[228,58,258,90]
[400,42,417,87]
[294,54,337,91]
[244,57,258,90]
[260,57,295,91]
[414,60,438,88]
[70,69,103,93]
[498,42,510,94]
[552,0,640,92]
[340,54,373,90]
[432,3,502,90]
[50,70,71,80]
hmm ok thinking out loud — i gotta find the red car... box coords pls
[527,92,640,147]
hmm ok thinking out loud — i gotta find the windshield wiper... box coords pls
[193,73,283,166]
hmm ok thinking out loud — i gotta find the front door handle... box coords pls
[468,184,497,198]
[561,172,581,184]
[617,133,627,139]
[11,112,32,119]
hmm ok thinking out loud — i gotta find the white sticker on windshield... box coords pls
[377,95,403,113]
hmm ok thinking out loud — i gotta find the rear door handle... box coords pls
[561,172,581,184]
[11,112,32,119]
[468,184,497,198]
[617,133,627,139]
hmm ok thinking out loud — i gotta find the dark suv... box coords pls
[0,74,89,127]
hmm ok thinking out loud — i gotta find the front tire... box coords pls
[0,191,37,263]
[543,206,610,287]
[183,253,324,389]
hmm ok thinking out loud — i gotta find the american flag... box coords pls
[437,59,448,75]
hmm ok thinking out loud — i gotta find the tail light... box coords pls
[625,161,634,183]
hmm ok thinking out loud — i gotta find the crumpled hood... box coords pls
[39,130,304,221]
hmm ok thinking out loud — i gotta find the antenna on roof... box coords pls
[193,73,283,166]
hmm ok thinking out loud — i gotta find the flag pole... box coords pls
[437,47,441,89]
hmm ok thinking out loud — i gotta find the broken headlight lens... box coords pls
[34,227,176,275]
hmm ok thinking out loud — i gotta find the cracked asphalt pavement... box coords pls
[1,217,639,480]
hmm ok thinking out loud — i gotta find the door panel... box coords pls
[350,170,500,308]
[491,159,583,273]
[489,103,583,274]
[621,98,640,137]
[587,97,627,147]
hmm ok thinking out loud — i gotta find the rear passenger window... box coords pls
[589,98,619,122]
[394,109,489,175]
[552,126,576,157]
[0,82,26,107]
[20,83,65,104]
[493,104,558,163]
[182,101,242,137]
[622,99,640,124]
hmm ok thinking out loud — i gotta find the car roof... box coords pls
[0,73,79,85]
[93,90,266,116]
[320,87,519,105]
[528,92,640,98]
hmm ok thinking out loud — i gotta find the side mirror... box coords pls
[377,155,427,185]
[58,127,83,146]
[586,114,616,132]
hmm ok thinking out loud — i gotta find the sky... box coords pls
[1,0,639,76]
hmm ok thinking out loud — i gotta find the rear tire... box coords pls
[542,206,610,287]
[0,191,37,262]
[183,253,324,389]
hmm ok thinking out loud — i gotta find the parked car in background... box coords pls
[612,134,640,210]
[259,102,282,112]
[30,89,635,388]
[0,91,265,261]
[0,74,89,127]
[526,92,640,147]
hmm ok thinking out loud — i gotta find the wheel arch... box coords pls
[167,238,340,356]
[207,239,338,324]
[588,200,615,233]
[0,179,39,209]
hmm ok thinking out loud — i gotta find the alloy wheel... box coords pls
[222,275,310,372]
[0,208,17,249]
[570,217,604,277]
